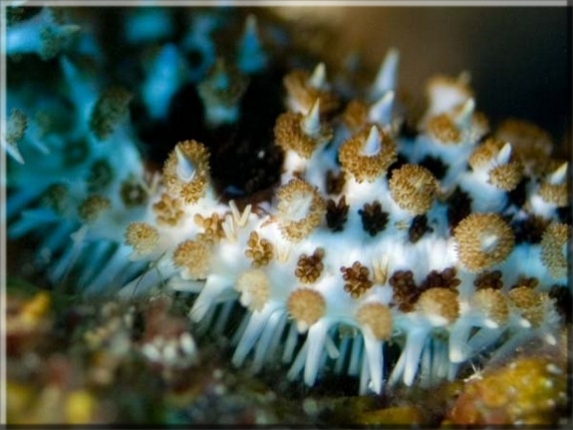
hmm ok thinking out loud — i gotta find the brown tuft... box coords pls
[342,100,368,131]
[287,288,326,328]
[276,178,326,242]
[339,126,397,182]
[416,288,460,323]
[153,193,184,227]
[468,138,506,170]
[194,212,225,243]
[163,140,210,204]
[454,213,515,272]
[326,196,349,232]
[488,161,523,191]
[341,261,373,299]
[274,111,332,159]
[495,119,552,171]
[356,303,393,341]
[235,270,271,312]
[244,231,274,268]
[283,69,339,114]
[389,270,418,312]
[358,201,389,237]
[507,286,547,327]
[427,114,461,144]
[472,288,509,325]
[540,223,570,279]
[124,222,159,256]
[389,164,438,215]
[295,248,325,284]
[173,239,212,280]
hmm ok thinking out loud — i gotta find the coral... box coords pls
[5,5,570,419]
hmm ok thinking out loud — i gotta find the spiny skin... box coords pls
[6,7,570,397]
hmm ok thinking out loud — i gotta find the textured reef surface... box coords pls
[4,5,572,426]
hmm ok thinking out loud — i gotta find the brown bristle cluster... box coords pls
[358,201,389,237]
[389,270,418,312]
[540,222,570,279]
[325,196,349,232]
[41,183,69,214]
[235,270,270,312]
[341,261,373,299]
[427,114,461,144]
[120,179,148,208]
[244,231,274,268]
[356,303,393,341]
[173,239,212,280]
[124,222,159,256]
[408,214,433,243]
[538,182,568,207]
[389,164,438,215]
[473,270,504,291]
[339,126,397,182]
[415,288,460,323]
[495,119,553,170]
[287,288,326,329]
[507,286,549,327]
[471,288,509,325]
[295,248,325,284]
[342,100,368,132]
[325,170,346,195]
[193,212,225,243]
[454,213,515,272]
[163,140,210,204]
[77,195,111,223]
[276,178,326,242]
[419,267,461,292]
[488,161,523,191]
[283,69,339,115]
[274,111,332,159]
[153,192,184,226]
[511,276,539,290]
[468,138,506,170]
